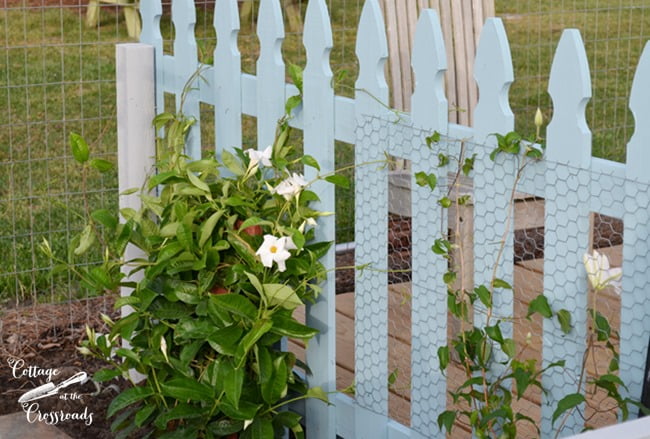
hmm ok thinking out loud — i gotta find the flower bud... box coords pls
[534,108,543,129]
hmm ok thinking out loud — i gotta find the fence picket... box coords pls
[354,1,390,437]
[620,41,650,410]
[302,1,336,438]
[171,0,201,159]
[472,17,515,371]
[256,0,285,150]
[473,18,513,142]
[214,0,242,155]
[546,29,592,167]
[542,29,592,437]
[139,0,163,115]
[411,9,448,132]
[409,11,449,432]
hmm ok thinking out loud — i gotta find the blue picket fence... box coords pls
[132,0,650,437]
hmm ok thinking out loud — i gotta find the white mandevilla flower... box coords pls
[298,217,317,233]
[245,145,272,168]
[272,173,307,200]
[256,234,297,272]
[583,250,622,295]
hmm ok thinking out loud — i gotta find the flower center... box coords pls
[270,245,278,254]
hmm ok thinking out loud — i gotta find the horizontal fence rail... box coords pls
[131,0,650,437]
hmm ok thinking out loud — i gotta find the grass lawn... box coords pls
[1,0,648,303]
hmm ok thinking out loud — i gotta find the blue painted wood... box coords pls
[473,18,514,142]
[541,30,592,436]
[354,1,389,437]
[410,9,447,133]
[214,0,242,155]
[171,0,200,159]
[620,41,650,412]
[139,0,163,116]
[302,1,336,438]
[546,29,592,167]
[472,18,515,373]
[256,0,285,150]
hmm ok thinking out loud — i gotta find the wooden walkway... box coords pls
[290,245,623,437]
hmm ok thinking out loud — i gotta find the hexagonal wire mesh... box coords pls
[349,115,639,436]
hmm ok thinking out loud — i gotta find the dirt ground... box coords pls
[0,296,127,439]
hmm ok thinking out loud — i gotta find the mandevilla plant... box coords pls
[42,71,341,438]
[422,110,644,438]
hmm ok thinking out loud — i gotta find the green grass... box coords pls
[2,1,648,303]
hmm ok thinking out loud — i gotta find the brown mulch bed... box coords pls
[0,295,128,439]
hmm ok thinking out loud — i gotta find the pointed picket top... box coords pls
[547,29,592,168]
[257,0,285,68]
[172,0,200,158]
[256,0,285,150]
[214,0,239,50]
[355,0,389,116]
[411,9,448,133]
[473,18,514,143]
[626,42,650,182]
[139,0,162,46]
[304,0,333,75]
[214,0,242,153]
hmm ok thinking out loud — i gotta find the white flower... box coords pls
[272,173,307,200]
[583,250,622,295]
[298,217,317,233]
[256,234,297,272]
[245,145,272,168]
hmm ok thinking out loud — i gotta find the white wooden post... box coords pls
[116,43,156,322]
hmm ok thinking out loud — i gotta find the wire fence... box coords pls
[1,0,648,310]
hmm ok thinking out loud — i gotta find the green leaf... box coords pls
[90,158,114,172]
[527,294,553,318]
[415,171,437,190]
[301,155,320,171]
[134,405,156,427]
[594,311,610,341]
[485,324,504,344]
[198,210,224,248]
[513,366,531,399]
[209,294,258,321]
[324,174,350,189]
[271,313,319,339]
[438,197,452,208]
[502,338,516,359]
[93,368,122,382]
[438,346,449,372]
[70,132,90,163]
[160,377,215,401]
[443,271,457,285]
[475,285,492,308]
[288,63,303,93]
[425,131,441,148]
[186,169,210,193]
[207,419,244,436]
[235,319,273,366]
[153,403,209,430]
[305,386,329,403]
[552,393,585,424]
[220,400,262,421]
[492,278,512,289]
[437,410,456,434]
[262,284,302,310]
[240,416,274,439]
[74,224,95,255]
[285,94,302,115]
[91,209,118,230]
[107,386,154,418]
[220,359,244,408]
[222,150,245,176]
[557,309,573,334]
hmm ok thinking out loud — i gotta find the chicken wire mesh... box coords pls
[349,115,637,436]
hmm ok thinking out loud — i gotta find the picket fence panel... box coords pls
[132,0,650,437]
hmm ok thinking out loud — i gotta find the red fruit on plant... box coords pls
[210,285,229,295]
[235,219,263,236]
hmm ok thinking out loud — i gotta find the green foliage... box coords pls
[422,128,637,437]
[49,88,334,437]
